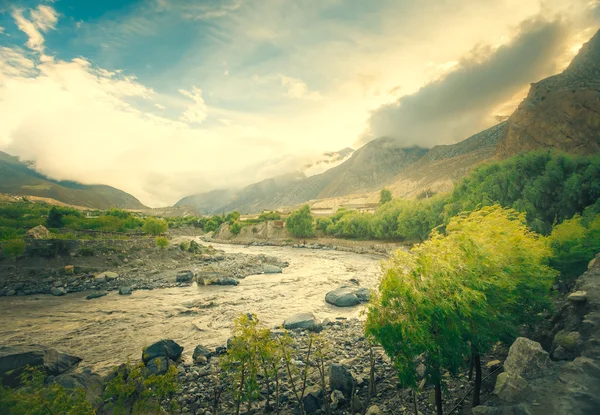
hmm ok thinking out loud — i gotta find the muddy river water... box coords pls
[0,243,384,373]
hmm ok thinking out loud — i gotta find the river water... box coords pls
[0,243,384,373]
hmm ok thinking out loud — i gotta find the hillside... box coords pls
[0,151,146,210]
[497,29,600,156]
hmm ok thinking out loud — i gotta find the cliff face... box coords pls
[496,29,600,157]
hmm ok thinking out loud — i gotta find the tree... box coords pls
[379,188,392,205]
[226,211,241,223]
[285,205,315,237]
[316,217,332,232]
[366,206,556,412]
[204,219,221,233]
[155,236,169,249]
[47,206,65,228]
[143,217,168,235]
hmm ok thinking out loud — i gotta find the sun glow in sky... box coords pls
[0,0,598,206]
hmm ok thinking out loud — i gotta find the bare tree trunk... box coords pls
[412,390,419,415]
[368,346,377,399]
[472,350,482,407]
[435,379,443,415]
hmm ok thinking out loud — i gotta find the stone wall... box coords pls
[22,237,155,258]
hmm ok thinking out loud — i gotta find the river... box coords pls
[0,243,384,373]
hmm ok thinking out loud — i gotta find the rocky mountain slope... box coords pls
[0,151,146,210]
[497,29,600,156]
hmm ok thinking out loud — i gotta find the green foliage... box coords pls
[0,366,95,415]
[379,188,392,205]
[204,219,221,233]
[286,205,315,237]
[366,206,556,396]
[315,217,332,232]
[179,241,190,251]
[230,221,243,235]
[155,236,169,249]
[549,213,600,282]
[447,151,600,234]
[143,217,168,235]
[226,211,241,223]
[3,238,25,257]
[258,211,281,221]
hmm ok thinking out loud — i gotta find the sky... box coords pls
[0,0,598,207]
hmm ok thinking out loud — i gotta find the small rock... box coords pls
[176,270,194,283]
[330,390,345,409]
[85,291,107,300]
[51,287,67,296]
[302,385,323,414]
[118,286,133,295]
[365,405,383,415]
[486,360,503,371]
[283,312,322,332]
[192,344,211,363]
[263,264,282,274]
[567,291,587,303]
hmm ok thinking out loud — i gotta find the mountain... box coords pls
[174,188,236,214]
[0,151,146,210]
[497,29,600,156]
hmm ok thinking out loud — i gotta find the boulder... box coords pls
[325,287,360,307]
[493,372,529,403]
[51,287,67,296]
[329,363,355,398]
[567,291,588,303]
[85,291,107,300]
[263,264,282,274]
[212,277,239,286]
[365,405,383,415]
[142,339,184,365]
[193,344,211,363]
[25,225,51,239]
[354,287,371,303]
[283,312,322,332]
[176,270,194,283]
[302,385,323,414]
[503,337,548,379]
[145,356,174,376]
[119,286,133,295]
[330,389,345,409]
[0,345,82,387]
[53,368,103,399]
[96,271,119,282]
[553,331,581,352]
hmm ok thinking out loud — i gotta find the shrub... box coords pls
[230,221,242,235]
[379,188,392,205]
[3,239,25,258]
[258,211,281,221]
[285,205,315,237]
[179,241,190,251]
[143,218,168,235]
[315,217,332,232]
[204,219,221,233]
[155,236,169,249]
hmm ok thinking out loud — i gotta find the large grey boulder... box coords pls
[302,385,323,414]
[354,287,372,303]
[85,291,107,300]
[0,345,82,387]
[329,363,355,398]
[504,337,549,379]
[176,270,194,283]
[325,287,360,307]
[283,312,322,332]
[146,356,173,376]
[263,264,282,274]
[142,339,183,365]
[213,277,239,286]
[119,286,133,295]
[51,287,67,296]
[193,344,211,363]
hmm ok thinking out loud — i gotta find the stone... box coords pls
[302,385,323,414]
[85,291,107,300]
[101,272,119,282]
[193,344,211,363]
[0,345,82,387]
[568,291,588,303]
[176,270,194,283]
[263,264,282,274]
[365,405,383,415]
[142,339,184,365]
[354,287,371,303]
[213,277,239,286]
[53,368,103,398]
[145,356,175,376]
[325,287,360,307]
[118,286,133,295]
[486,360,503,371]
[493,372,529,403]
[503,337,548,379]
[351,395,363,412]
[329,363,355,398]
[330,389,345,409]
[25,225,51,239]
[64,265,74,275]
[553,331,581,352]
[283,312,322,332]
[51,287,67,296]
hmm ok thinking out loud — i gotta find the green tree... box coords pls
[285,205,315,237]
[204,219,221,233]
[230,221,243,235]
[366,206,556,412]
[155,236,169,249]
[47,206,65,228]
[315,217,332,232]
[143,217,168,235]
[226,211,241,223]
[379,188,392,205]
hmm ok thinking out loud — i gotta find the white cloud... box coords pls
[178,87,208,124]
[11,5,58,52]
[280,76,322,100]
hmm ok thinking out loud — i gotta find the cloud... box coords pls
[178,87,208,124]
[252,74,322,100]
[154,0,243,20]
[361,17,571,148]
[11,5,58,52]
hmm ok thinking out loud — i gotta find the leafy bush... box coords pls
[179,241,190,251]
[258,211,281,221]
[226,211,241,223]
[285,205,315,237]
[3,239,25,258]
[155,236,169,249]
[379,188,392,205]
[143,218,168,235]
[315,217,332,232]
[549,213,600,282]
[204,219,221,233]
[230,221,242,235]
[0,366,95,415]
